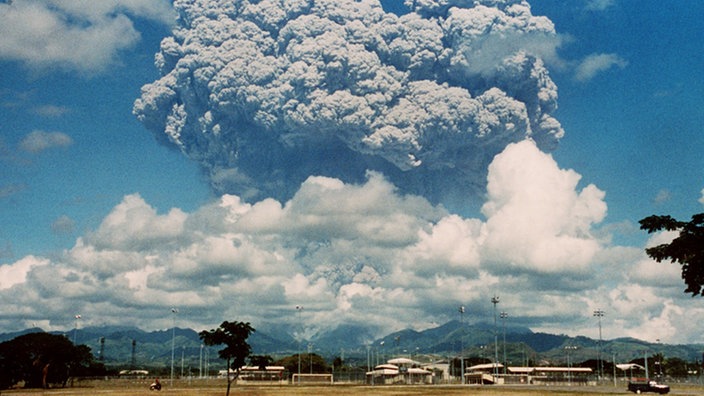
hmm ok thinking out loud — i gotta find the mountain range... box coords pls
[1,321,701,372]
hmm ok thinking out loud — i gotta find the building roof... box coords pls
[387,357,419,365]
[616,363,645,371]
[240,366,285,371]
[467,363,504,371]
[507,366,592,374]
[366,368,399,376]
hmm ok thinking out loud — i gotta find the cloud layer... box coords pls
[134,0,564,207]
[1,140,701,343]
[0,0,174,73]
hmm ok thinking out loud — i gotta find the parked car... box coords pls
[627,379,670,394]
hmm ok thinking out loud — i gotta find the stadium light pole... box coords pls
[170,308,178,386]
[565,345,578,385]
[308,343,314,374]
[491,296,500,379]
[593,309,605,380]
[199,344,203,378]
[205,347,210,378]
[73,314,81,344]
[500,312,508,374]
[296,305,303,385]
[458,305,465,384]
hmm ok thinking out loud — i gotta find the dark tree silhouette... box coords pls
[249,354,274,370]
[275,353,329,377]
[639,213,704,296]
[0,332,100,389]
[199,321,254,396]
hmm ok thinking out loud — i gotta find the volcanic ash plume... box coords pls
[134,0,563,206]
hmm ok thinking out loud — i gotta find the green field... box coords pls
[2,379,703,396]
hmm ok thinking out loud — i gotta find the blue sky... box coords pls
[535,0,704,236]
[1,11,212,258]
[1,0,703,346]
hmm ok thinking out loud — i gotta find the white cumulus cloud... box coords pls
[0,0,175,73]
[2,140,698,343]
[0,255,49,290]
[481,140,606,274]
[575,53,628,82]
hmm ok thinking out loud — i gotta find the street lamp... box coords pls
[491,296,500,379]
[593,309,605,380]
[500,312,508,374]
[459,305,465,384]
[296,305,303,385]
[170,308,178,386]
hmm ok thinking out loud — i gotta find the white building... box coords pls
[366,358,433,384]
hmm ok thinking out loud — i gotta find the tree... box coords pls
[249,354,273,370]
[639,213,704,296]
[0,332,99,389]
[275,353,329,378]
[199,321,254,396]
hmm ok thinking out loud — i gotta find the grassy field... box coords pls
[2,379,703,396]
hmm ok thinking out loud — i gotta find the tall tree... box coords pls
[639,213,704,296]
[199,321,254,396]
[0,332,99,389]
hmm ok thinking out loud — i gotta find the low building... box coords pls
[465,364,594,385]
[118,369,149,377]
[366,358,433,384]
[465,363,504,384]
[218,366,286,384]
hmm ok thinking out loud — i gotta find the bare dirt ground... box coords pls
[2,379,702,396]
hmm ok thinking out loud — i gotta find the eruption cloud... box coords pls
[134,0,564,207]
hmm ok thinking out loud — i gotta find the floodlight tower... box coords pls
[491,296,500,379]
[459,305,465,384]
[564,345,578,385]
[593,309,605,380]
[170,308,178,386]
[73,314,81,344]
[199,344,203,378]
[500,312,508,374]
[131,339,137,370]
[296,305,303,385]
[99,337,105,362]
